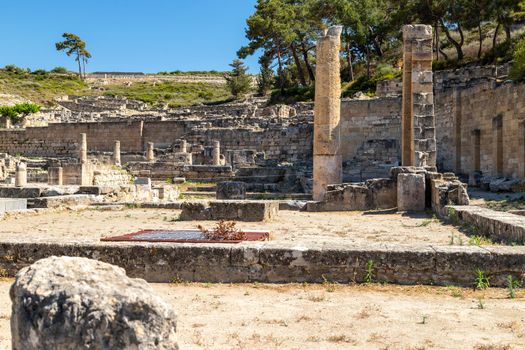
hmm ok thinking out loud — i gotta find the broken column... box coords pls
[79,133,87,164]
[146,142,155,162]
[401,25,436,167]
[212,140,221,166]
[313,25,343,201]
[15,162,27,187]
[180,139,187,153]
[48,167,63,186]
[113,140,121,167]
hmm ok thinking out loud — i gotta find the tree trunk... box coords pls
[76,49,82,79]
[493,22,501,49]
[276,46,285,93]
[290,43,306,86]
[441,19,464,61]
[366,45,371,78]
[435,21,440,61]
[478,22,483,59]
[504,23,511,42]
[300,41,315,82]
[346,39,354,82]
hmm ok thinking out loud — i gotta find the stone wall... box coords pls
[1,240,524,287]
[0,64,523,182]
[434,66,525,179]
[340,97,401,181]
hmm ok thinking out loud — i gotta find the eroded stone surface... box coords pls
[10,256,178,350]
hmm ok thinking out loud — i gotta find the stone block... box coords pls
[397,173,426,211]
[0,198,27,212]
[0,187,42,198]
[216,181,246,200]
[31,195,95,209]
[180,200,279,222]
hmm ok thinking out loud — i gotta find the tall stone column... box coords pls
[79,133,87,164]
[401,25,436,167]
[113,140,121,167]
[15,162,27,187]
[212,140,221,166]
[313,26,343,201]
[146,142,155,162]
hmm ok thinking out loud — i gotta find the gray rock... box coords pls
[10,256,178,350]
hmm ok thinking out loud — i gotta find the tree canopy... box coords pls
[240,0,525,97]
[55,33,92,79]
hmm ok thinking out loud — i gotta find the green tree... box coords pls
[257,55,275,96]
[0,103,40,125]
[225,59,252,99]
[238,0,298,91]
[55,33,91,79]
[510,37,525,82]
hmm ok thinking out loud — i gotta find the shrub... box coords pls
[481,39,515,65]
[50,66,68,74]
[342,64,402,97]
[0,103,40,125]
[269,85,315,104]
[510,37,525,82]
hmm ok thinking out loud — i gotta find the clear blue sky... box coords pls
[0,0,261,73]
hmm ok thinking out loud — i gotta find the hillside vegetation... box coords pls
[0,65,232,107]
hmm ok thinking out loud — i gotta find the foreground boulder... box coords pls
[10,256,178,350]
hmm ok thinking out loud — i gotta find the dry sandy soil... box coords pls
[0,280,524,349]
[0,208,470,246]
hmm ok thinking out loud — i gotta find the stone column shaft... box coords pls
[180,140,187,153]
[79,133,87,164]
[401,25,436,167]
[114,140,121,167]
[146,142,155,162]
[15,162,27,187]
[313,26,343,201]
[212,140,221,166]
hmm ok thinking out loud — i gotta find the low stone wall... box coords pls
[127,163,234,181]
[447,205,525,244]
[0,241,523,287]
[180,200,279,222]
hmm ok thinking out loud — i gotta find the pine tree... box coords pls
[225,59,252,99]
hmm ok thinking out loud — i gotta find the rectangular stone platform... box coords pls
[31,195,96,209]
[180,200,279,222]
[0,198,27,212]
[447,205,525,244]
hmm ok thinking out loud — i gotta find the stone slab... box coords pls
[31,195,96,209]
[0,198,27,212]
[447,205,525,244]
[0,187,42,198]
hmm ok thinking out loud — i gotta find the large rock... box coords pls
[10,256,178,350]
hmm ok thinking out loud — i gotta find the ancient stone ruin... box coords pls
[1,22,525,349]
[10,256,178,350]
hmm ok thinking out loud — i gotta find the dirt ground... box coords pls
[0,280,524,349]
[0,207,470,246]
